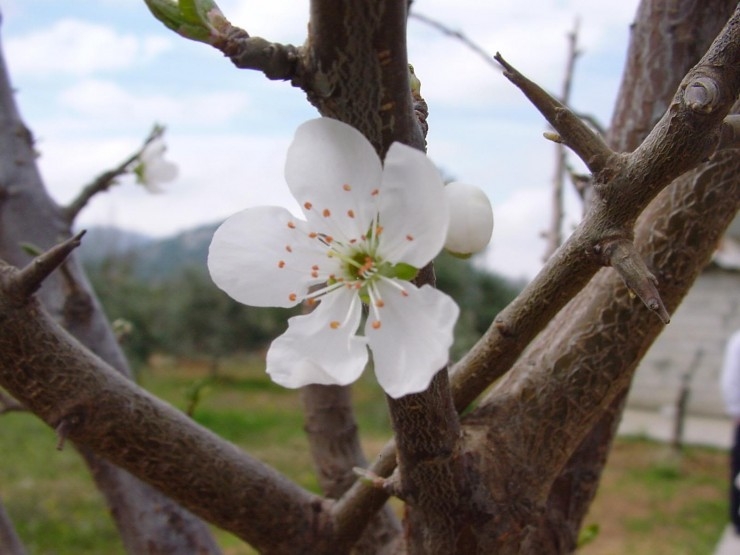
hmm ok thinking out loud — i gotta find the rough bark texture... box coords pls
[303,2,466,552]
[2,1,740,553]
[0,282,333,554]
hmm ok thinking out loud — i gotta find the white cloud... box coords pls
[57,79,249,127]
[38,131,299,238]
[220,0,309,44]
[5,18,172,76]
[407,0,639,108]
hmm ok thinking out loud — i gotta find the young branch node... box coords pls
[684,76,721,114]
[55,412,83,451]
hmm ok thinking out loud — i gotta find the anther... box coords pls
[406,234,414,241]
[330,321,341,329]
[287,221,296,229]
[323,209,331,217]
[289,293,297,302]
[304,202,313,210]
[278,260,286,268]
[285,245,293,252]
[371,189,379,196]
[347,209,355,218]
[343,184,352,191]
[371,321,381,329]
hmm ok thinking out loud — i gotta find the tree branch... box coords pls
[62,126,164,224]
[449,4,740,412]
[0,267,334,553]
[494,53,613,174]
[301,384,401,554]
[409,12,500,72]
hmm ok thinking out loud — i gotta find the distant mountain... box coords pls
[79,223,221,282]
[76,226,153,260]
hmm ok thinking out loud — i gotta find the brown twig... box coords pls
[543,19,581,261]
[495,52,613,174]
[409,12,500,71]
[62,126,164,223]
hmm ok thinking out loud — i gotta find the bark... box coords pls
[0,277,335,554]
[301,2,467,552]
[459,1,740,551]
[0,17,221,554]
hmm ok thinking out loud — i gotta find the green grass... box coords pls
[0,359,730,554]
[580,439,728,554]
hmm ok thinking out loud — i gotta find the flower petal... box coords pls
[208,206,340,308]
[285,118,381,242]
[365,280,459,398]
[266,286,368,388]
[376,142,448,267]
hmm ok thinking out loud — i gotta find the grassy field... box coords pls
[0,356,730,554]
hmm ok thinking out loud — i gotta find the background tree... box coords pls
[0,1,739,554]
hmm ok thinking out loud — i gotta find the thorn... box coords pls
[600,238,670,324]
[8,231,85,301]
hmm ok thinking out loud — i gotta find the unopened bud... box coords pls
[443,182,493,258]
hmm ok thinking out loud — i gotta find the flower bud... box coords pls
[443,182,493,258]
[134,136,178,193]
[144,0,227,44]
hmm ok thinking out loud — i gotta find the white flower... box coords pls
[208,118,459,398]
[443,182,494,258]
[134,136,178,193]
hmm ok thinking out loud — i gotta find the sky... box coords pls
[0,0,641,280]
